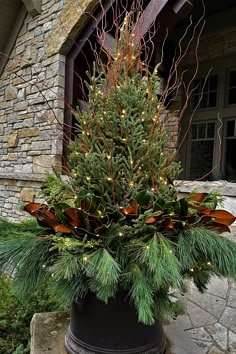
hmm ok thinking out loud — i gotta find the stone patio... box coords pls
[175,277,236,354]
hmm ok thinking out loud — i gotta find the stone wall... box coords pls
[0,0,94,220]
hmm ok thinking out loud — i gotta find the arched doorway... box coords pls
[63,0,193,158]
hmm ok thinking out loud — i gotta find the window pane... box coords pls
[190,141,214,180]
[225,139,236,182]
[227,120,235,137]
[194,79,200,94]
[228,88,236,104]
[191,125,197,139]
[198,123,206,138]
[229,71,236,87]
[208,92,217,107]
[209,75,218,90]
[192,94,200,109]
[191,75,218,109]
[203,77,209,93]
[207,122,215,138]
[201,93,208,108]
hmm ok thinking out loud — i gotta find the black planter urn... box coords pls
[65,293,166,354]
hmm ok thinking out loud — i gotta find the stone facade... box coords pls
[0,0,94,220]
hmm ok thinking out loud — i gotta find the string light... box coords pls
[86,176,91,181]
[151,188,155,191]
[118,232,123,237]
[97,210,102,216]
[107,177,112,181]
[146,245,149,250]
[207,262,211,266]
[129,181,134,187]
[122,109,126,114]
[190,268,194,272]
[83,256,88,262]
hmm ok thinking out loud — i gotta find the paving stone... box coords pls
[205,277,229,299]
[220,307,236,333]
[186,327,212,342]
[189,289,226,319]
[193,339,212,354]
[205,323,228,351]
[174,314,193,330]
[187,301,217,328]
[207,346,224,354]
[229,330,236,350]
[228,287,236,309]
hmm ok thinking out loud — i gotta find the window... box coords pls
[184,61,236,182]
[189,122,215,180]
[224,119,236,182]
[226,70,236,105]
[192,75,218,110]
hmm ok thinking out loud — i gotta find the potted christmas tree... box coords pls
[1,12,236,354]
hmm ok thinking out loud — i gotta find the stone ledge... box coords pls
[176,180,236,197]
[30,312,202,354]
[0,173,45,182]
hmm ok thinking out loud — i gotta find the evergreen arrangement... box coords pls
[1,17,236,325]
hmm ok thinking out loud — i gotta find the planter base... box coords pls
[65,326,166,354]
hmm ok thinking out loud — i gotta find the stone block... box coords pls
[14,101,28,111]
[18,128,40,138]
[7,153,17,161]
[20,188,35,202]
[33,155,55,173]
[5,85,17,101]
[8,134,18,148]
[31,141,51,151]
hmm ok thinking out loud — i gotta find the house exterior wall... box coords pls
[176,16,236,212]
[0,0,94,220]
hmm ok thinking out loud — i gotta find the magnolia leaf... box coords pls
[210,222,231,233]
[188,193,207,203]
[208,210,236,226]
[179,198,188,217]
[64,207,81,227]
[135,190,151,206]
[120,200,138,216]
